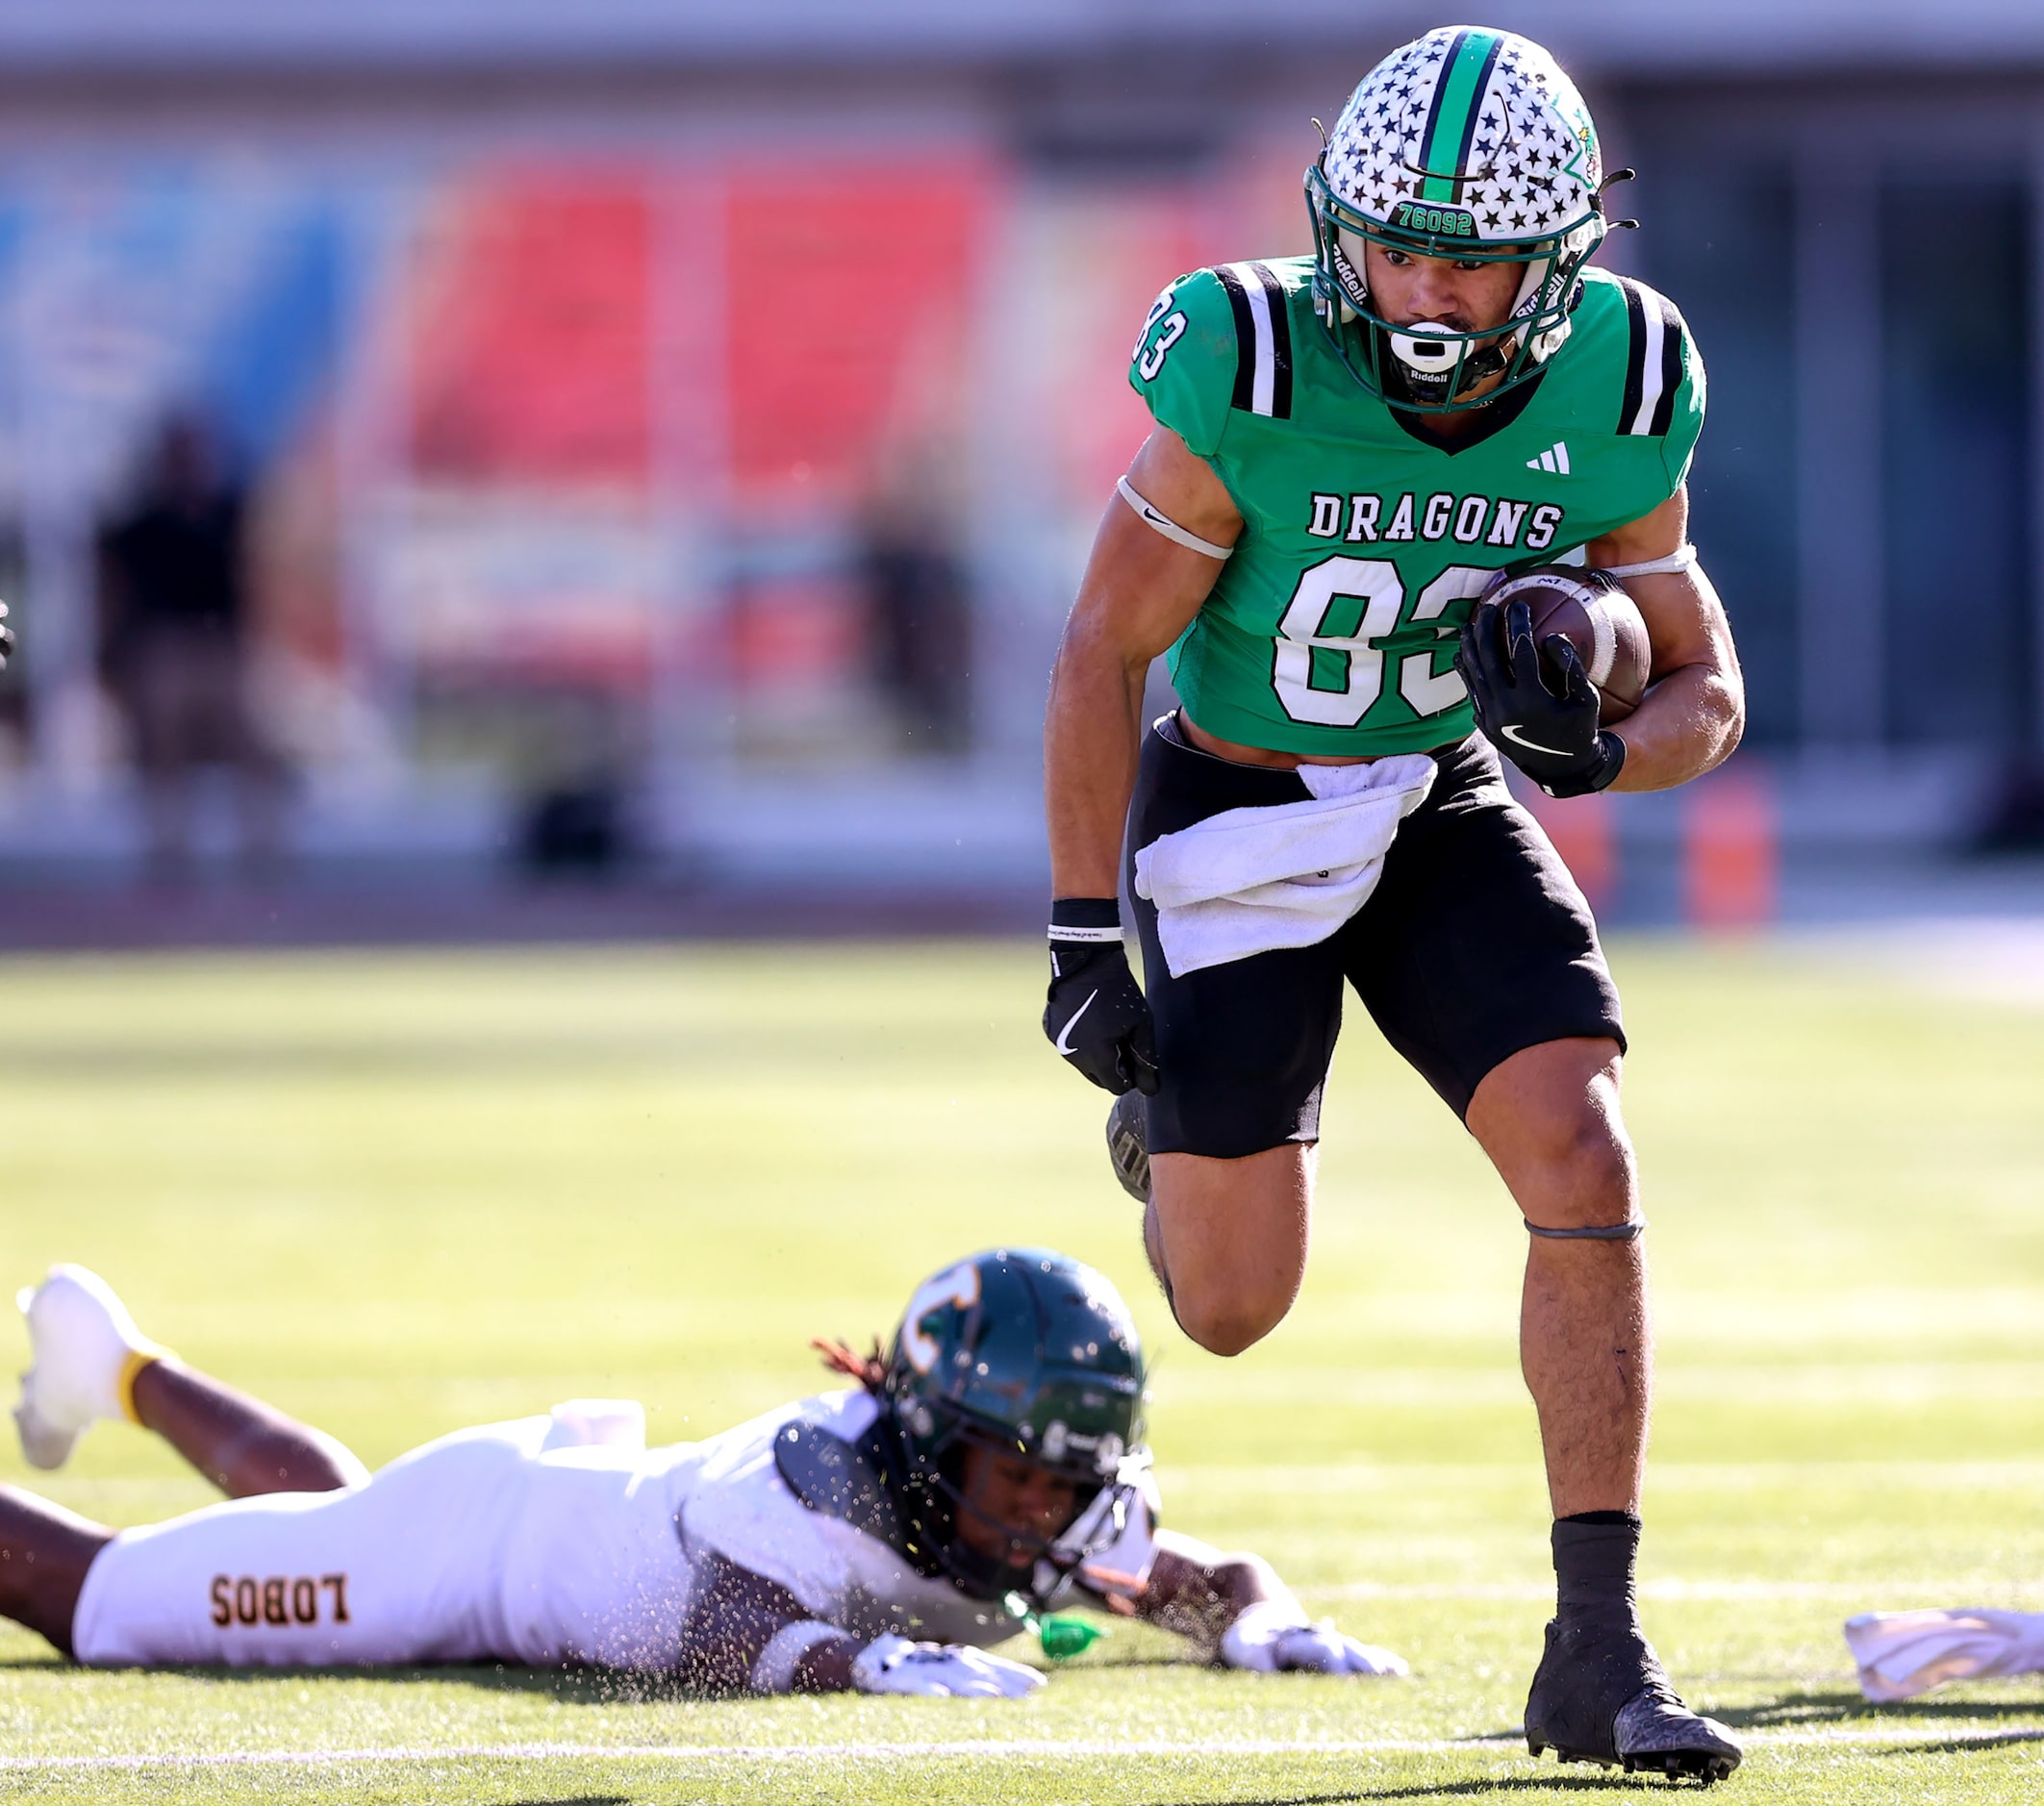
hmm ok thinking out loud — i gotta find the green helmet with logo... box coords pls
[1306,24,1617,412]
[878,1247,1147,1602]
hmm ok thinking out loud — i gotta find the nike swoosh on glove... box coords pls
[1455,597,1626,799]
[1220,1600,1410,1677]
[1044,941,1159,1095]
[850,1633,1046,1698]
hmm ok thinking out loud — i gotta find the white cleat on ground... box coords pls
[13,1264,158,1470]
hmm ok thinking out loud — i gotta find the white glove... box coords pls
[850,1633,1047,1698]
[1221,1599,1409,1678]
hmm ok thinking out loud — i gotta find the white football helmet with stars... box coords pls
[1306,25,1621,412]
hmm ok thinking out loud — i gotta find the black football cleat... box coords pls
[1105,1091,1150,1204]
[1524,1615,1742,1784]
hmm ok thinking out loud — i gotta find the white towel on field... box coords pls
[1844,1608,2044,1701]
[1133,754,1436,977]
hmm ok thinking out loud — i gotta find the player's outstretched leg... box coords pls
[14,1266,368,1496]
[0,1489,111,1655]
[131,1359,370,1497]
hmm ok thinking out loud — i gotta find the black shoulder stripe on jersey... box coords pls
[1650,294,1684,439]
[1618,278,1649,436]
[1249,261,1294,419]
[1215,263,1259,413]
[1616,277,1686,439]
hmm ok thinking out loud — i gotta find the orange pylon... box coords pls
[1683,768,1778,930]
[1529,790,1618,909]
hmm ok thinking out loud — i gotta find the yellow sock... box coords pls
[116,1344,169,1426]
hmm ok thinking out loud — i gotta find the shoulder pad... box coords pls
[1608,275,1695,439]
[1128,267,1243,458]
[1210,261,1298,421]
[773,1415,911,1555]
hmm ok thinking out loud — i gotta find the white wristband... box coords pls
[1597,542,1696,580]
[1117,477,1235,561]
[749,1618,847,1693]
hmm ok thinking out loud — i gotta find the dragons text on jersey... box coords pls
[1129,259,1703,756]
[1304,491,1566,552]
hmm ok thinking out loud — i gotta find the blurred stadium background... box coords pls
[0,0,2039,940]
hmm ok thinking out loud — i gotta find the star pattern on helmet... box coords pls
[1324,27,1596,245]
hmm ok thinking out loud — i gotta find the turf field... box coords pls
[0,934,2041,1804]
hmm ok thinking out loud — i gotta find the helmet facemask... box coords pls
[1309,162,1603,414]
[891,1407,1130,1608]
[1306,25,1613,414]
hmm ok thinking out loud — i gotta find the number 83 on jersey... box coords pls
[1272,560,1490,728]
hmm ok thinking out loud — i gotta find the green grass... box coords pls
[0,936,2041,1803]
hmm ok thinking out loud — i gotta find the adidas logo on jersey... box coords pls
[1527,442,1571,475]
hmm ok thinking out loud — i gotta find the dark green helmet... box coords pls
[878,1248,1147,1603]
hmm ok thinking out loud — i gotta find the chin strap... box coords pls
[1527,1218,1647,1242]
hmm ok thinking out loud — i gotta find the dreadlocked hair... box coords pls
[811,1335,887,1393]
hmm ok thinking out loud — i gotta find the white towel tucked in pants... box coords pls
[1844,1608,2044,1701]
[1133,754,1437,977]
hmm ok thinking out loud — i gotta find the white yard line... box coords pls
[3,1726,2039,1772]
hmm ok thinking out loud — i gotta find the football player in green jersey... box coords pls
[1042,25,1745,1785]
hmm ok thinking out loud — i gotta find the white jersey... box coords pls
[680,1389,1026,1647]
[71,1390,1153,1670]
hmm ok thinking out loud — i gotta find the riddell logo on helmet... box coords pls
[1389,201,1476,238]
[1044,1420,1127,1474]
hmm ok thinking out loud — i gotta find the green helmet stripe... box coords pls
[1417,29,1502,204]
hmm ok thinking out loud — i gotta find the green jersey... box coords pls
[1127,257,1704,756]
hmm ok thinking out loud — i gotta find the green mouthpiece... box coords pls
[1006,1593,1111,1662]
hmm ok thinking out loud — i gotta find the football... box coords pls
[1481,566,1652,723]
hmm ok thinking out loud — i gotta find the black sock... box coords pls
[1552,1512,1641,1624]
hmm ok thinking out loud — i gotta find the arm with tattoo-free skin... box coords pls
[1583,485,1745,789]
[1458,482,1744,800]
[670,1554,852,1693]
[1079,1529,1406,1675]
[1044,428,1240,900]
[1080,1528,1283,1644]
[672,1556,1041,1697]
[674,1540,1271,1691]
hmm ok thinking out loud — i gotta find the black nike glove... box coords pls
[1455,597,1626,799]
[1043,900,1159,1096]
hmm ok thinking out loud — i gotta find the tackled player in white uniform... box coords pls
[2,1250,1404,1695]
